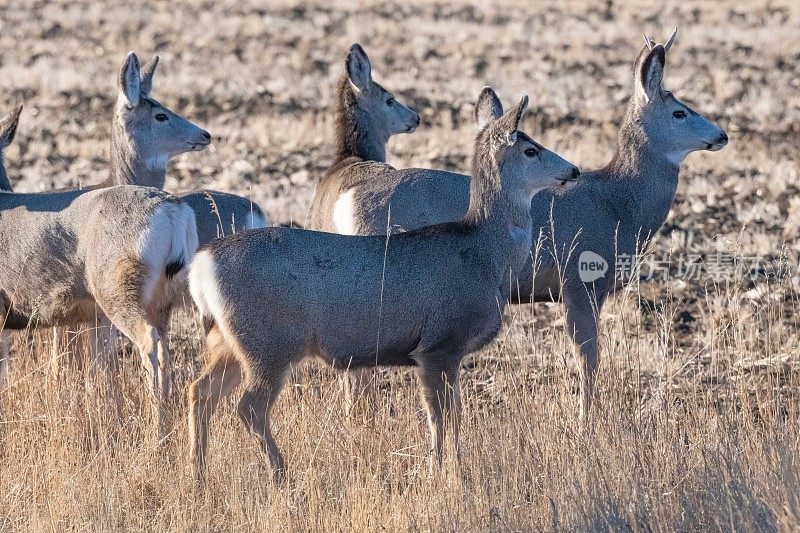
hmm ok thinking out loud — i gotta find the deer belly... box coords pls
[0,293,31,330]
[318,330,421,369]
[464,313,503,353]
[49,299,100,326]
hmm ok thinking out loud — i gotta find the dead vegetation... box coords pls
[1,0,799,530]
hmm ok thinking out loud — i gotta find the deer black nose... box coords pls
[202,130,211,140]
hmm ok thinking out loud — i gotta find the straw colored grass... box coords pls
[1,0,799,530]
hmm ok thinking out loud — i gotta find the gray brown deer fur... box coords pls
[309,31,728,420]
[102,52,268,242]
[307,43,458,410]
[0,107,198,436]
[0,105,22,193]
[308,43,457,236]
[0,105,23,378]
[187,87,579,478]
[48,52,267,367]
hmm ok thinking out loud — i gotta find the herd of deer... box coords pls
[0,29,728,480]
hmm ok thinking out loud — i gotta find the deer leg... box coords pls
[237,368,289,482]
[188,327,242,471]
[91,258,172,438]
[564,287,604,425]
[138,324,167,438]
[150,310,173,412]
[89,314,118,371]
[343,368,375,416]
[189,360,241,470]
[417,356,462,469]
[0,330,10,386]
[101,309,168,439]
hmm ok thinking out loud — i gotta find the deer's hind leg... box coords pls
[232,323,309,481]
[0,330,9,385]
[237,370,289,482]
[94,258,171,440]
[188,326,242,471]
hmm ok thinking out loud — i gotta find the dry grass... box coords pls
[1,0,800,530]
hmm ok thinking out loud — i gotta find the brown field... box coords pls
[1,0,800,530]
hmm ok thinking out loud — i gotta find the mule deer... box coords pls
[104,52,269,240]
[308,43,460,236]
[523,30,727,419]
[0,106,198,437]
[309,31,728,421]
[308,44,471,411]
[187,87,579,478]
[49,52,268,367]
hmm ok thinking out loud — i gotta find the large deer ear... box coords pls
[474,86,504,132]
[118,51,141,108]
[664,27,678,53]
[0,105,22,150]
[493,94,528,147]
[139,55,159,97]
[346,43,372,92]
[634,44,665,102]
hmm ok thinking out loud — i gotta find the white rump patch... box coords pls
[179,203,200,262]
[245,210,268,230]
[332,189,357,235]
[138,202,199,304]
[188,250,227,323]
[138,205,179,303]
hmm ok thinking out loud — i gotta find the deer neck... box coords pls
[334,78,388,163]
[356,122,388,163]
[601,117,681,237]
[464,165,534,295]
[106,120,167,189]
[341,108,387,163]
[0,156,12,192]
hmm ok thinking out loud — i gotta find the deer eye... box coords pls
[524,147,540,158]
[672,110,687,119]
[386,98,394,107]
[155,113,168,122]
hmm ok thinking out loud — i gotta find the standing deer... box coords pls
[0,106,199,437]
[187,87,579,478]
[308,44,471,412]
[104,52,269,240]
[50,52,269,367]
[308,43,496,238]
[309,31,728,420]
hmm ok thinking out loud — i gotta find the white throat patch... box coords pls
[665,149,690,167]
[508,223,529,244]
[147,154,170,171]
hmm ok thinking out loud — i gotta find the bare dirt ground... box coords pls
[1,0,799,530]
